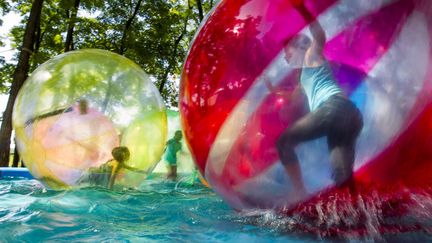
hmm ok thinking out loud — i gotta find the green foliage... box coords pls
[0,1,12,89]
[0,0,11,26]
[1,0,219,106]
[0,57,13,93]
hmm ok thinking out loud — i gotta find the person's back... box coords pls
[164,131,183,180]
[300,62,342,111]
[80,159,117,188]
[165,138,182,162]
[107,146,130,189]
[79,146,128,189]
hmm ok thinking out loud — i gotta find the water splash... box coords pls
[239,186,432,241]
[1,178,432,241]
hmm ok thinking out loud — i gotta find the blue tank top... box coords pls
[300,62,342,111]
[164,139,182,164]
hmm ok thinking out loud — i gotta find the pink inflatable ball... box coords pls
[180,0,432,211]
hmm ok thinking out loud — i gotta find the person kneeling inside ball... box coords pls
[277,1,363,197]
[83,146,145,189]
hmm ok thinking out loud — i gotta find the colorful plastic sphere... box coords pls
[180,0,432,210]
[13,49,167,189]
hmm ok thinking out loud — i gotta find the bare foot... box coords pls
[293,185,308,202]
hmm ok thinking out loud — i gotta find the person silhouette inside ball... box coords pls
[83,146,145,189]
[163,130,183,180]
[276,1,363,196]
[24,99,88,126]
[77,99,88,114]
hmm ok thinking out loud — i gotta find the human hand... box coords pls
[131,168,147,174]
[291,0,311,16]
[291,0,304,8]
[291,0,313,21]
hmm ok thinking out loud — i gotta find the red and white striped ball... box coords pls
[180,0,432,210]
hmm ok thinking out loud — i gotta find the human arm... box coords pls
[25,107,73,126]
[178,142,188,155]
[264,75,301,97]
[123,164,146,174]
[292,1,326,66]
[264,76,277,93]
[108,161,119,190]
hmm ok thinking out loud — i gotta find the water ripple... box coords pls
[1,178,432,242]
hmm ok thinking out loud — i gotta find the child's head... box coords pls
[283,34,311,67]
[174,130,182,140]
[78,99,88,114]
[111,146,130,163]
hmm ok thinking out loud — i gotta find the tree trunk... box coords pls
[0,0,44,167]
[158,15,189,94]
[64,0,80,52]
[119,0,143,55]
[30,13,42,71]
[196,0,204,21]
[12,144,20,167]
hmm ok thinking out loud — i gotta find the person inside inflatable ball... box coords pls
[275,1,363,197]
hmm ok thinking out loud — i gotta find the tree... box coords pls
[0,0,220,166]
[158,1,192,96]
[0,0,11,28]
[119,0,143,55]
[196,0,204,21]
[0,1,11,93]
[82,0,195,107]
[0,58,14,94]
[0,0,44,166]
[64,0,81,52]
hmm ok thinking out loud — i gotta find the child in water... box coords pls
[84,146,145,189]
[163,131,183,180]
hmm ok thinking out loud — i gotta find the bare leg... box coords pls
[278,109,327,197]
[284,161,307,197]
[329,145,355,191]
[167,165,177,180]
[172,165,177,180]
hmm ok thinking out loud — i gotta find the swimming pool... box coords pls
[1,177,431,242]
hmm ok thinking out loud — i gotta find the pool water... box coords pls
[1,177,432,242]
